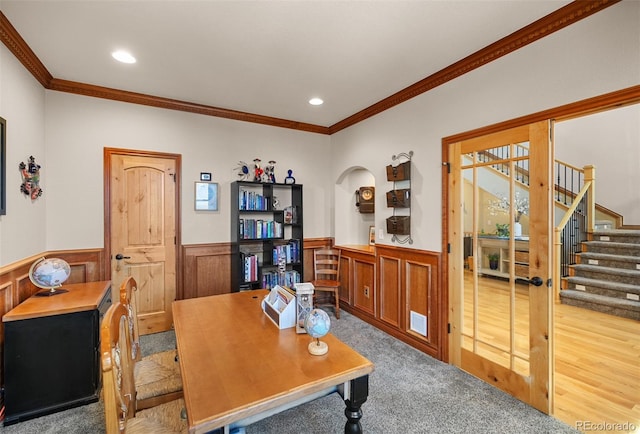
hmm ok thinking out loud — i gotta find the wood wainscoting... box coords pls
[181,237,334,299]
[339,244,444,360]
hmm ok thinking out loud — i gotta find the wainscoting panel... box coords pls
[340,244,443,360]
[182,243,234,299]
[352,259,375,316]
[378,255,401,328]
[405,259,434,343]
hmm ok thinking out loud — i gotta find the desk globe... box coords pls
[29,257,71,296]
[304,308,331,355]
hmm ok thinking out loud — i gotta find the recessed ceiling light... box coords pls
[112,50,136,64]
[309,97,323,106]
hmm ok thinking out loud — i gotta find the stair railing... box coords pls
[553,165,595,300]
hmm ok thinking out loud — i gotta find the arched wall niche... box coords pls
[335,166,375,246]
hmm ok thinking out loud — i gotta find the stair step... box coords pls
[583,241,640,256]
[560,289,640,321]
[570,264,640,286]
[565,276,640,299]
[592,229,640,243]
[578,252,640,270]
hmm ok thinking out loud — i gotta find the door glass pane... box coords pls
[462,142,531,376]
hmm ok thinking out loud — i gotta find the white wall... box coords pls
[0,44,47,265]
[331,1,640,252]
[334,167,375,245]
[0,2,638,267]
[555,104,640,225]
[42,92,333,250]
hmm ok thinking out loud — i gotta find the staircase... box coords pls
[560,229,640,321]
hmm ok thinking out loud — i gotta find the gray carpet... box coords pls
[0,310,578,434]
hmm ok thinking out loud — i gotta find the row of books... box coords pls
[262,270,301,290]
[240,219,283,239]
[242,253,259,283]
[273,240,301,265]
[239,190,269,210]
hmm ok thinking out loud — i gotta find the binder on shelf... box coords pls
[261,285,296,329]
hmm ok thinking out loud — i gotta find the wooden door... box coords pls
[448,121,553,413]
[106,149,179,335]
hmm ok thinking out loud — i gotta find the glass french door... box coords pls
[448,121,553,413]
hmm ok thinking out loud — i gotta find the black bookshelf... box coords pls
[230,181,303,291]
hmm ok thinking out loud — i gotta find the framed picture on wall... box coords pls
[369,226,376,245]
[0,117,6,215]
[200,172,212,181]
[195,181,218,211]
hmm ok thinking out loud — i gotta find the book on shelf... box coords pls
[239,190,268,211]
[272,239,301,265]
[240,219,283,239]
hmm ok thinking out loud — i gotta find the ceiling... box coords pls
[1,1,571,129]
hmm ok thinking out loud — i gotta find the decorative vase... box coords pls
[513,222,522,237]
[489,260,499,270]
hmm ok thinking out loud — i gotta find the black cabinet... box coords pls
[231,181,303,291]
[2,281,111,425]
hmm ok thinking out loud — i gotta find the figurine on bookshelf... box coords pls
[284,169,296,184]
[233,161,251,181]
[253,158,264,182]
[265,160,277,183]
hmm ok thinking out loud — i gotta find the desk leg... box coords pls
[344,375,369,434]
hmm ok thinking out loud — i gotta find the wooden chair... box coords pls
[101,302,188,434]
[119,277,183,410]
[310,248,341,319]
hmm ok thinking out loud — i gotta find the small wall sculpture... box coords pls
[19,155,43,200]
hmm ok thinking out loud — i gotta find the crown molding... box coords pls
[328,0,621,134]
[0,1,623,134]
[48,78,330,134]
[0,11,53,87]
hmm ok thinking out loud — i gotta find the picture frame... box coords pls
[0,117,6,215]
[200,172,212,181]
[195,181,218,211]
[369,226,376,246]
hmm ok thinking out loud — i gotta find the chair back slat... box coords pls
[101,302,136,434]
[119,277,142,362]
[313,249,341,282]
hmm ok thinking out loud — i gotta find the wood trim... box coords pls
[49,78,330,135]
[1,3,621,134]
[0,12,52,87]
[443,85,640,145]
[329,0,621,134]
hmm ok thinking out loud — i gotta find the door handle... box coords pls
[115,253,131,260]
[516,276,544,286]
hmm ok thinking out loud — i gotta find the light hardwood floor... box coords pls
[465,275,639,433]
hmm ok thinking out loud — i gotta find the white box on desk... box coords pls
[262,285,296,329]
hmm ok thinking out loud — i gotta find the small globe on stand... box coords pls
[304,308,331,356]
[29,257,71,297]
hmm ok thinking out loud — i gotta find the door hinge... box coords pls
[447,323,451,334]
[447,243,451,253]
[547,278,552,287]
[174,236,176,245]
[442,162,450,173]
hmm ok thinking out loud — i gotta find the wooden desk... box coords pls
[3,281,112,425]
[173,290,374,434]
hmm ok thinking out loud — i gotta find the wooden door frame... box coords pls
[103,148,182,297]
[440,85,640,363]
